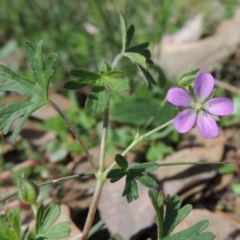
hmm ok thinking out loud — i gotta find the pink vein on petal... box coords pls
[166,88,193,107]
[194,72,214,101]
[173,109,197,133]
[197,112,219,138]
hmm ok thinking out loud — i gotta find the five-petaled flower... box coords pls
[166,72,234,138]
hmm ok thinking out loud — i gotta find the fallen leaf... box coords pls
[162,13,203,44]
[153,9,240,80]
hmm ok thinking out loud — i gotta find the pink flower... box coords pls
[166,72,234,138]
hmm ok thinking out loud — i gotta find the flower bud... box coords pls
[17,174,39,205]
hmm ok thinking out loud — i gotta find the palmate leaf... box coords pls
[36,204,71,239]
[0,40,57,142]
[65,66,129,112]
[149,190,215,240]
[0,208,22,240]
[106,155,159,203]
[118,13,156,88]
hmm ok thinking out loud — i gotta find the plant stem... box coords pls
[0,172,94,203]
[80,177,105,240]
[80,89,111,238]
[105,119,174,175]
[49,100,97,172]
[99,89,111,172]
[140,98,167,133]
[112,53,123,69]
[141,119,173,139]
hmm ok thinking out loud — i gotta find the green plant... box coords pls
[0,13,236,240]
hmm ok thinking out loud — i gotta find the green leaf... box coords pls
[85,83,106,111]
[127,42,149,52]
[138,65,156,89]
[106,168,126,183]
[119,13,127,53]
[39,205,61,232]
[163,195,184,237]
[164,220,213,240]
[148,191,215,240]
[35,204,45,234]
[123,52,146,68]
[126,25,135,49]
[130,162,159,172]
[148,189,164,238]
[178,69,199,88]
[102,74,129,93]
[122,175,138,203]
[65,68,129,111]
[135,175,158,188]
[70,69,100,79]
[164,204,192,236]
[22,226,31,240]
[199,232,216,240]
[0,40,57,142]
[38,222,71,239]
[7,208,21,240]
[0,208,22,240]
[115,154,128,170]
[64,69,100,89]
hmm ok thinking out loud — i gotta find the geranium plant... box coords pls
[0,14,234,240]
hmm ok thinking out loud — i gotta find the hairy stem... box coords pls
[105,119,174,175]
[49,100,97,172]
[80,89,111,239]
[112,53,123,69]
[80,177,105,240]
[99,89,111,172]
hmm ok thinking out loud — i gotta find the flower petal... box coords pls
[166,88,193,107]
[173,109,197,133]
[194,72,214,101]
[197,112,219,138]
[204,97,234,116]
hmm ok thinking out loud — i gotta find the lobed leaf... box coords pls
[37,222,71,239]
[107,168,126,183]
[163,195,183,237]
[122,175,139,203]
[102,76,129,93]
[0,40,57,142]
[7,208,21,240]
[148,189,164,238]
[39,204,61,232]
[85,82,106,111]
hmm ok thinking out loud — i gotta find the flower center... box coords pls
[191,102,202,112]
